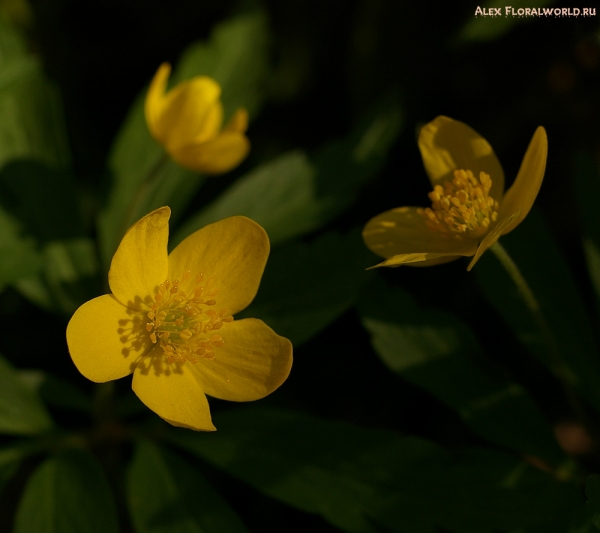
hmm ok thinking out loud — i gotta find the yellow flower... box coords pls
[363,116,547,270]
[66,207,292,431]
[145,63,250,174]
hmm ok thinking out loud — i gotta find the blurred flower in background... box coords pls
[145,63,250,174]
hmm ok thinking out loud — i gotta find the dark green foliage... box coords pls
[13,449,119,533]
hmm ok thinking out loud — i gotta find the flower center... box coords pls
[417,169,500,239]
[145,270,233,364]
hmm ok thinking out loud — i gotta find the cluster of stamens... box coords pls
[417,169,500,239]
[145,270,233,364]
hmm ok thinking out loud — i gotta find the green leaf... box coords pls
[0,18,69,169]
[0,25,94,307]
[128,439,249,533]
[0,160,99,313]
[173,150,314,247]
[0,63,69,293]
[173,97,402,248]
[358,276,565,465]
[0,240,40,287]
[458,0,555,43]
[0,443,30,492]
[98,8,271,269]
[166,406,584,533]
[0,209,41,291]
[14,237,101,315]
[18,370,92,412]
[473,208,600,414]
[238,229,374,347]
[14,449,119,533]
[0,352,52,435]
[173,9,269,120]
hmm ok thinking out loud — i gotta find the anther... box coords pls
[418,169,499,239]
[145,272,233,364]
[210,335,225,346]
[179,329,192,340]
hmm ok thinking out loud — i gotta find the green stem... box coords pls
[121,151,170,233]
[92,381,117,423]
[489,241,587,425]
[490,242,552,348]
[103,151,171,283]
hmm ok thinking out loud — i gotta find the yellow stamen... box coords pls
[417,169,500,239]
[145,270,233,364]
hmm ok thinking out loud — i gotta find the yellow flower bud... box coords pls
[145,63,250,174]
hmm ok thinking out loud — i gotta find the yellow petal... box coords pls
[362,207,478,258]
[168,216,269,315]
[496,127,547,237]
[132,350,216,431]
[223,108,249,134]
[418,116,505,200]
[466,211,521,271]
[192,318,292,402]
[145,63,171,143]
[170,131,250,174]
[157,76,222,151]
[66,295,148,383]
[370,253,465,268]
[192,100,224,145]
[109,206,170,311]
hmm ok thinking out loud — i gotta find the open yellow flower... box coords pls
[145,63,250,174]
[363,116,547,270]
[66,207,292,431]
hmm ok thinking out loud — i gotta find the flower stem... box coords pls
[490,242,546,333]
[121,151,171,232]
[92,381,117,423]
[489,241,587,424]
[103,151,170,279]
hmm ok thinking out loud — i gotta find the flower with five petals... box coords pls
[66,207,292,431]
[363,116,547,270]
[145,63,250,174]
